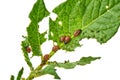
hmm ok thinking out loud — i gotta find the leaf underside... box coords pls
[27,0,49,56]
[49,56,101,69]
[49,0,120,51]
[39,56,100,79]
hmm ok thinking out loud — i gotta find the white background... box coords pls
[0,0,120,80]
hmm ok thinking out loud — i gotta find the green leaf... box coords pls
[49,56,101,69]
[10,75,15,80]
[51,61,77,69]
[39,31,47,45]
[77,56,101,65]
[49,0,120,51]
[29,0,49,22]
[27,22,42,56]
[27,0,49,56]
[16,67,24,80]
[27,23,47,56]
[41,65,60,79]
[21,39,34,70]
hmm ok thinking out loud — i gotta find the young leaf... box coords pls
[49,0,120,51]
[21,39,34,70]
[29,0,49,22]
[27,0,49,56]
[49,56,101,69]
[40,65,60,79]
[10,75,15,80]
[16,67,24,80]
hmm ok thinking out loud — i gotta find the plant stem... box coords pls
[26,42,65,80]
[26,65,43,80]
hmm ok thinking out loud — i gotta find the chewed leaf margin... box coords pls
[27,0,50,56]
[49,0,120,51]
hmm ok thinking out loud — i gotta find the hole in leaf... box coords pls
[53,42,57,45]
[58,21,62,26]
[50,13,58,21]
[105,5,109,9]
[39,17,49,33]
[51,32,54,37]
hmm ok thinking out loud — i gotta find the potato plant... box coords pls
[11,0,120,80]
